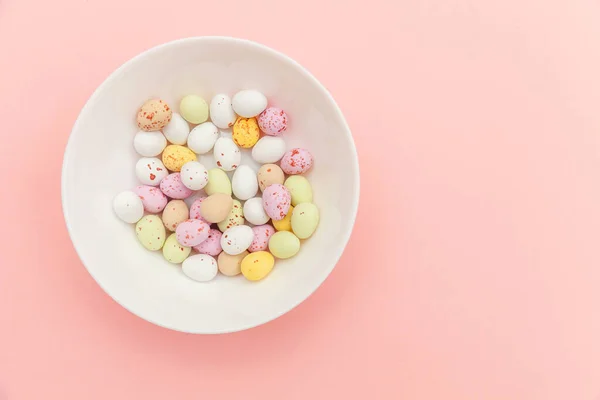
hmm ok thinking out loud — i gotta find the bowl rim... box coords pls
[61,36,360,334]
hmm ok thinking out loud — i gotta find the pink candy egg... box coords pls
[193,228,223,256]
[257,107,288,136]
[160,173,193,199]
[262,184,291,221]
[280,148,313,175]
[134,185,168,213]
[189,196,208,222]
[176,219,210,247]
[248,225,275,252]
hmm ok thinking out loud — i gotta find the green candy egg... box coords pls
[135,215,166,251]
[162,233,191,264]
[180,95,209,124]
[205,168,232,196]
[291,203,319,239]
[284,175,313,206]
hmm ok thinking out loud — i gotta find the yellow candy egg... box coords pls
[162,145,197,172]
[232,117,260,148]
[272,205,293,232]
[162,233,191,263]
[284,175,313,206]
[180,95,209,124]
[268,231,300,259]
[241,251,275,281]
[291,203,319,239]
[205,168,232,195]
[135,215,166,251]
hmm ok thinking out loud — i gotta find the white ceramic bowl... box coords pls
[62,37,359,333]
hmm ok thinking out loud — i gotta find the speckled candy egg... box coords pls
[182,254,218,282]
[257,107,288,136]
[180,161,208,190]
[162,200,189,231]
[134,185,168,213]
[162,112,190,145]
[113,190,144,223]
[189,196,208,222]
[262,184,291,221]
[280,148,314,175]
[160,173,193,199]
[232,90,267,118]
[163,233,191,263]
[135,215,166,251]
[162,144,197,172]
[257,164,285,192]
[133,131,167,157]
[175,219,210,247]
[193,228,222,256]
[187,122,219,154]
[137,99,172,131]
[232,117,260,148]
[214,137,241,171]
[135,157,168,186]
[248,225,275,252]
[272,205,293,232]
[221,225,254,255]
[209,94,237,129]
[217,200,244,232]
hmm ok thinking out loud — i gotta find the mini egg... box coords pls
[176,219,210,247]
[162,144,197,172]
[257,164,285,192]
[134,185,168,213]
[193,228,223,256]
[232,89,267,118]
[252,136,286,164]
[209,94,237,129]
[189,196,208,222]
[180,161,208,190]
[218,251,248,276]
[135,157,168,186]
[284,175,313,206]
[262,184,291,221]
[241,251,275,281]
[137,98,172,131]
[182,254,218,282]
[159,173,193,199]
[231,165,258,201]
[217,199,244,232]
[113,190,144,223]
[162,112,190,145]
[268,231,300,259]
[221,225,254,255]
[133,131,167,157]
[291,203,319,239]
[257,107,288,136]
[248,225,275,252]
[135,215,166,251]
[214,137,241,171]
[200,193,233,223]
[280,148,314,175]
[243,197,270,225]
[232,117,260,148]
[162,200,189,231]
[187,122,220,154]
[180,95,209,124]
[205,168,232,195]
[272,205,293,232]
[163,233,191,263]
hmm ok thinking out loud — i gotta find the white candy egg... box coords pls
[135,157,168,186]
[180,161,209,190]
[214,137,241,171]
[231,165,258,201]
[221,225,254,255]
[133,131,167,157]
[182,254,218,282]
[209,94,237,129]
[243,197,270,225]
[232,90,267,118]
[187,122,220,154]
[162,112,190,145]
[113,190,144,223]
[252,136,286,164]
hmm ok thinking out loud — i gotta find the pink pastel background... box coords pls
[1,0,600,398]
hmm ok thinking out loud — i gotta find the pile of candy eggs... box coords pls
[113,90,319,282]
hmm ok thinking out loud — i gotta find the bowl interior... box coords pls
[62,37,358,333]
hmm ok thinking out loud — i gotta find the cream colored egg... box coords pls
[217,199,245,232]
[162,233,191,263]
[218,251,248,276]
[268,231,300,259]
[187,122,220,154]
[232,165,258,201]
[214,137,241,171]
[209,94,237,129]
[162,200,189,232]
[200,193,233,223]
[291,203,319,239]
[284,175,313,206]
[205,168,232,195]
[135,215,166,251]
[180,95,209,124]
[257,164,284,192]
